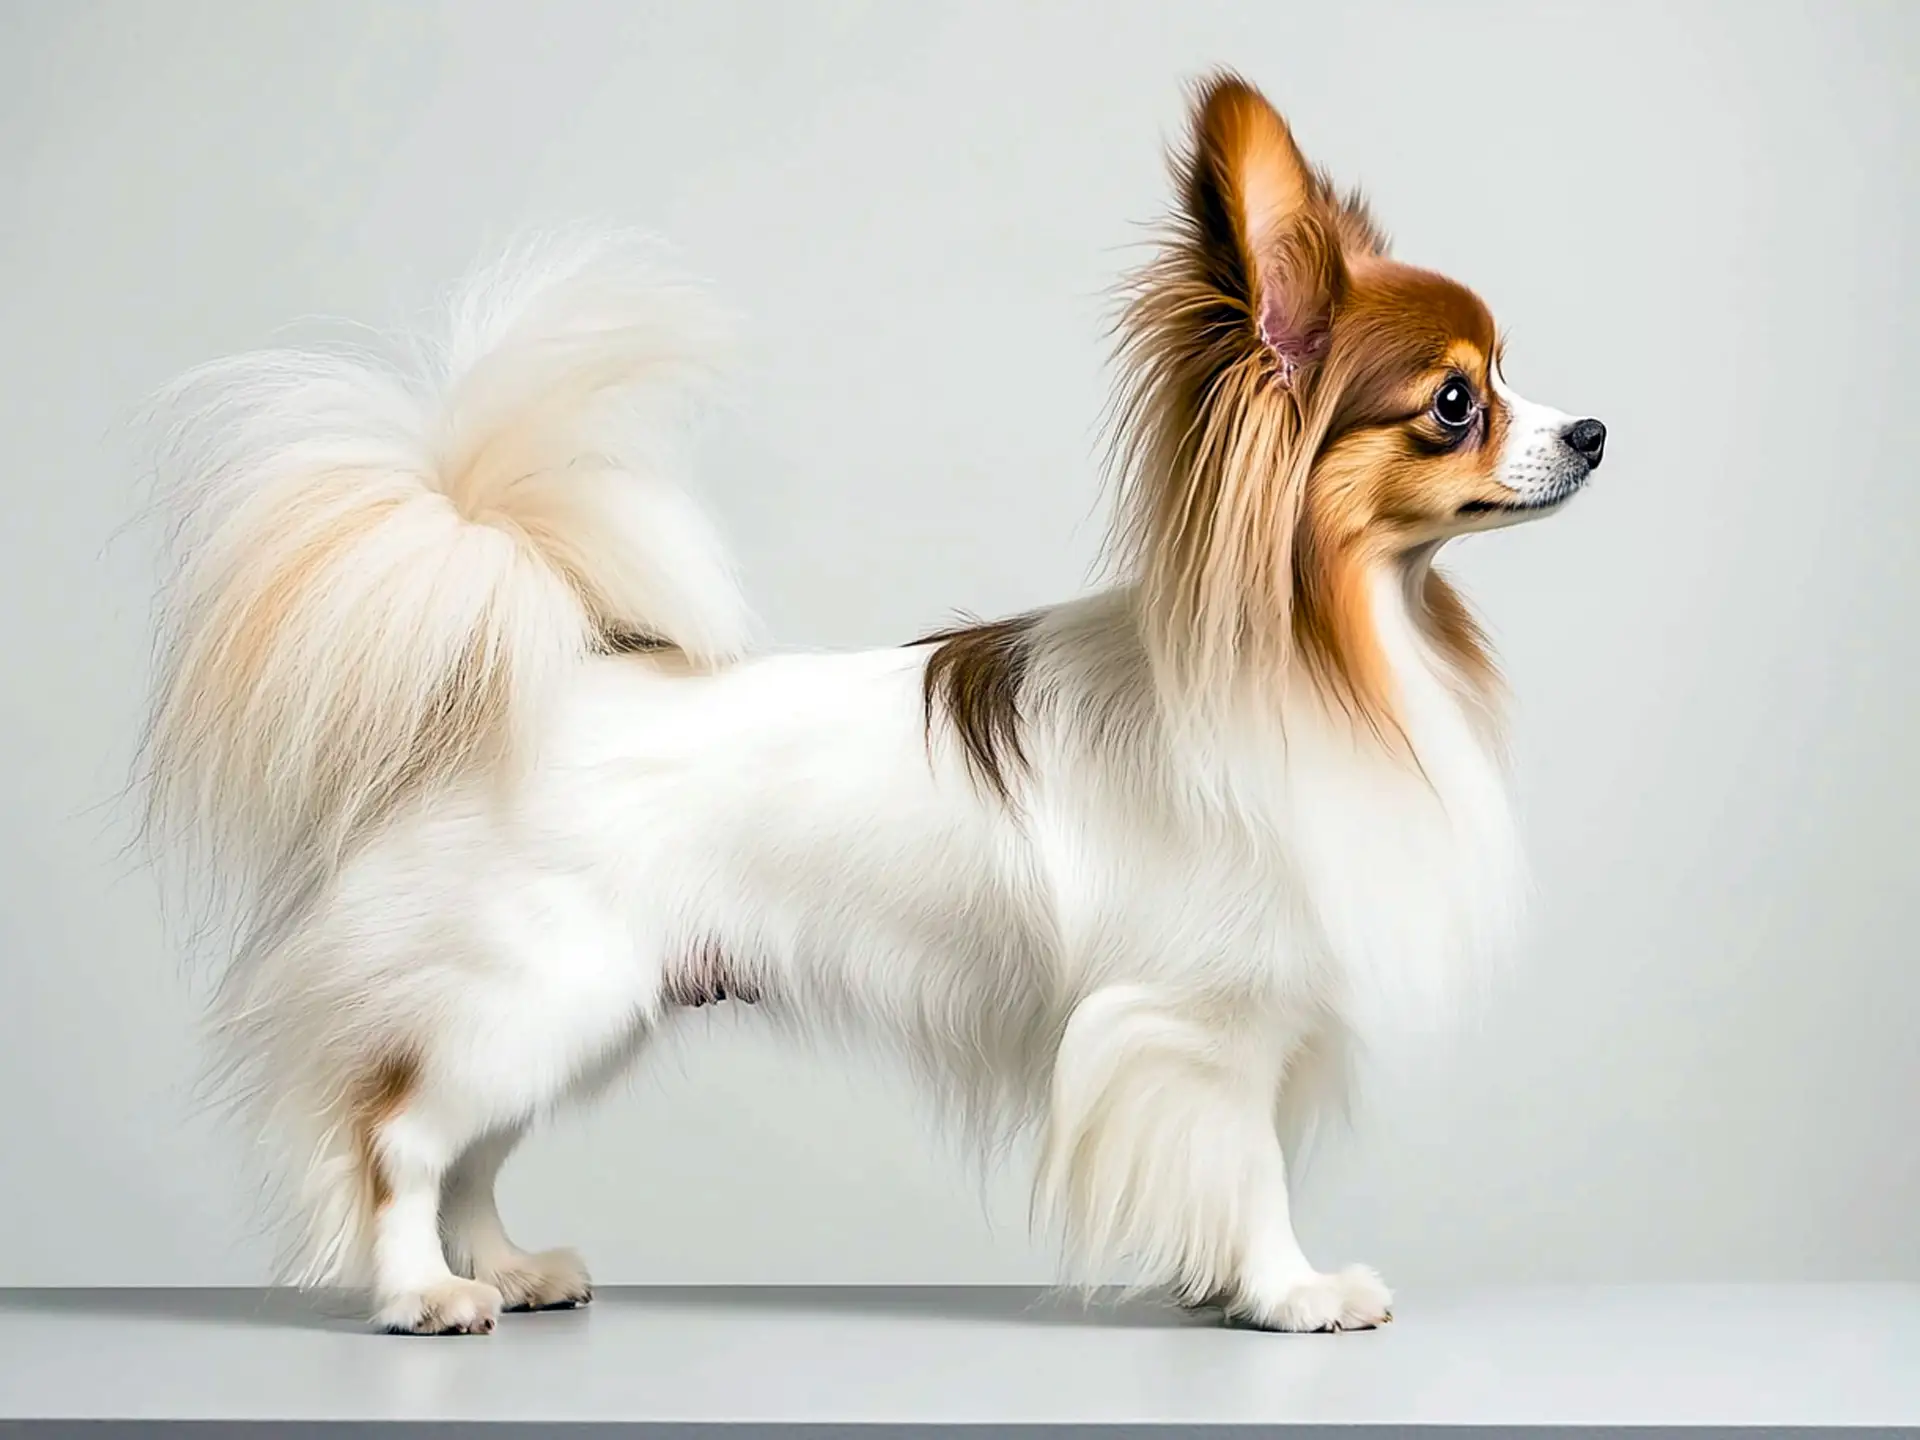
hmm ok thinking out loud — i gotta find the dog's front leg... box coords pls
[1038,986,1391,1332]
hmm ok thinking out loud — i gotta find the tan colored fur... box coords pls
[354,1052,418,1213]
[1107,73,1509,741]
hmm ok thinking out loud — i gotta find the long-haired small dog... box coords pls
[143,74,1604,1334]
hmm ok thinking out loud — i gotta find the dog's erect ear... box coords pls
[1186,74,1347,385]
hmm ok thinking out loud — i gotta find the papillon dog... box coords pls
[143,73,1604,1335]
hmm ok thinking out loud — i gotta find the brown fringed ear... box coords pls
[1109,74,1432,738]
[1190,75,1349,386]
[1107,73,1357,714]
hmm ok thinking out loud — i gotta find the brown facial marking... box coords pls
[917,613,1040,802]
[353,1051,418,1212]
[1311,276,1502,541]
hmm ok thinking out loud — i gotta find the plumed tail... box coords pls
[143,228,750,945]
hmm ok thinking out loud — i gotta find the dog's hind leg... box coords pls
[440,1124,594,1312]
[363,1067,505,1335]
[341,867,656,1334]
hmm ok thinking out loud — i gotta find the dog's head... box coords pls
[1111,73,1604,725]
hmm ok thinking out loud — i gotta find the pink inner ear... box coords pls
[1257,289,1330,384]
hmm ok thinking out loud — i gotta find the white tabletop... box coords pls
[1,1284,1915,1434]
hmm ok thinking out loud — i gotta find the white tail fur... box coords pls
[142,234,751,1278]
[145,231,748,910]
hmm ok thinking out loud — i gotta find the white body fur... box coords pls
[145,234,1523,1334]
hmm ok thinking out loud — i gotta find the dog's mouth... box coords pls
[1457,475,1587,517]
[1457,494,1562,515]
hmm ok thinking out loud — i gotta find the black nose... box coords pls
[1562,418,1607,470]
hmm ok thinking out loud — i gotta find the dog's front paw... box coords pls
[374,1277,503,1335]
[1231,1265,1393,1333]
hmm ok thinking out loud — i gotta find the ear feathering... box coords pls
[1105,73,1430,737]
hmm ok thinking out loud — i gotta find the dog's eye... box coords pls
[1431,378,1477,430]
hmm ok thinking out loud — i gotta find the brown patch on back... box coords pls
[917,614,1039,802]
[352,1052,418,1211]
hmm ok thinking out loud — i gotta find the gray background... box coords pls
[1,0,1914,1288]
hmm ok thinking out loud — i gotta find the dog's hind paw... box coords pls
[373,1277,503,1335]
[481,1246,595,1312]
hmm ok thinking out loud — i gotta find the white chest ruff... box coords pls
[1278,575,1524,1033]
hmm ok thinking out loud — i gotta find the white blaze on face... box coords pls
[1491,365,1585,507]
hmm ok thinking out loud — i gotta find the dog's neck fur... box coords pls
[1270,551,1523,1028]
